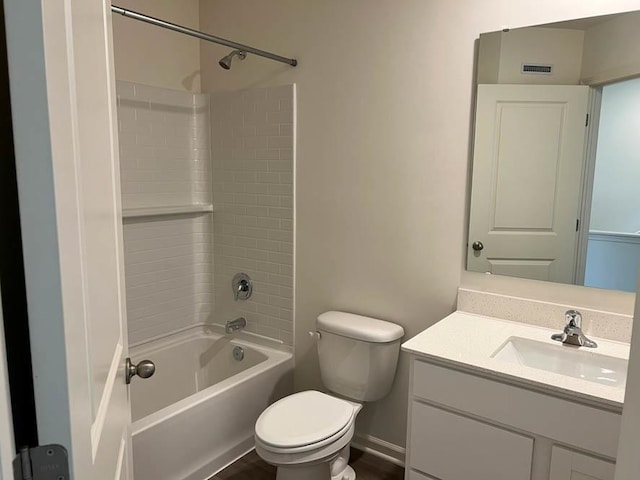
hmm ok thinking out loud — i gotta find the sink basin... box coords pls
[492,336,628,388]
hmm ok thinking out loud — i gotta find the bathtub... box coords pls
[130,326,293,480]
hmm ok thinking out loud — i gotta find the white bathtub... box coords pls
[130,326,293,480]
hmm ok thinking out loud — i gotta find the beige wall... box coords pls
[478,12,640,87]
[503,28,583,84]
[199,0,640,451]
[477,32,501,83]
[112,0,201,92]
[581,11,640,84]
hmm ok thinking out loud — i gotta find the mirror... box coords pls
[467,10,640,293]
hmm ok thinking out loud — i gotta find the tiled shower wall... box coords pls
[116,82,295,346]
[117,81,210,208]
[117,81,213,344]
[211,85,295,345]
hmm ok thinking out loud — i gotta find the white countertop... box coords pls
[402,311,630,410]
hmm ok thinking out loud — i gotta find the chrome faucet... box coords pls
[225,317,247,334]
[551,310,597,348]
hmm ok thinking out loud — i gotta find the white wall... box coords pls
[199,0,640,452]
[590,78,640,233]
[112,0,201,92]
[581,11,640,84]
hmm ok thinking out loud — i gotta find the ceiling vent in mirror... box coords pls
[521,63,553,75]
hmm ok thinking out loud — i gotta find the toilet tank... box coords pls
[316,311,404,402]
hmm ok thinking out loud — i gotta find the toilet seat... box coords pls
[255,391,356,454]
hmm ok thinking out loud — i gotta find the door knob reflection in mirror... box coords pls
[126,357,156,384]
[472,241,484,251]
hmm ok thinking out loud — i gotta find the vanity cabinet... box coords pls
[550,447,615,480]
[406,359,621,480]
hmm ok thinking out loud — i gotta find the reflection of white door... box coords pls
[5,1,131,479]
[468,85,589,283]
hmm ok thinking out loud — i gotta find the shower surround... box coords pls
[116,80,295,346]
[117,81,213,344]
[211,85,295,345]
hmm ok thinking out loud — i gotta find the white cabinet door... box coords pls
[409,401,533,480]
[5,0,131,479]
[467,84,589,283]
[550,446,615,480]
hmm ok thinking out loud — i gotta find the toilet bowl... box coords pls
[254,311,404,480]
[255,391,362,480]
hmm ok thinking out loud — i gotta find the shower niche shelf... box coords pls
[122,203,214,219]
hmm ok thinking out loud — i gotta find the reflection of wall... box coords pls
[112,0,201,92]
[477,32,501,83]
[478,28,584,84]
[581,11,640,84]
[199,0,639,456]
[590,78,640,233]
[585,232,640,292]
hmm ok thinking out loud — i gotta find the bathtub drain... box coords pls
[232,346,245,361]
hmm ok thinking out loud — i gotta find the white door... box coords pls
[614,270,640,480]
[0,292,14,480]
[550,446,615,480]
[4,1,131,479]
[467,85,589,283]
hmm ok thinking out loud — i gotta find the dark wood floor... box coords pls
[210,448,404,480]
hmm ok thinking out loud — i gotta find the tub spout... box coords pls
[225,317,247,334]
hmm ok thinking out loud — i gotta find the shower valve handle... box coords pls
[232,273,253,301]
[126,357,156,384]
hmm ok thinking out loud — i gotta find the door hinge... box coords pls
[13,445,69,480]
[585,113,590,127]
[576,219,580,231]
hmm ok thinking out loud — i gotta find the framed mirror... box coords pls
[467,11,640,293]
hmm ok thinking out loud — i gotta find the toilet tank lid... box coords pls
[317,311,404,343]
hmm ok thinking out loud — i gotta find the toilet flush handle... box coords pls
[308,331,322,340]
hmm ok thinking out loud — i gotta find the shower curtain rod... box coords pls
[111,5,298,67]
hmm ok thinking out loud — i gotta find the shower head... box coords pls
[219,50,247,70]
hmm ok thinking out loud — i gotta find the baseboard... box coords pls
[184,437,254,480]
[351,432,405,467]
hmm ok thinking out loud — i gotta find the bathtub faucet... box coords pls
[225,317,247,334]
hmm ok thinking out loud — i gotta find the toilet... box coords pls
[254,311,404,480]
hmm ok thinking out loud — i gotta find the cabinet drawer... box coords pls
[409,401,533,480]
[412,359,621,458]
